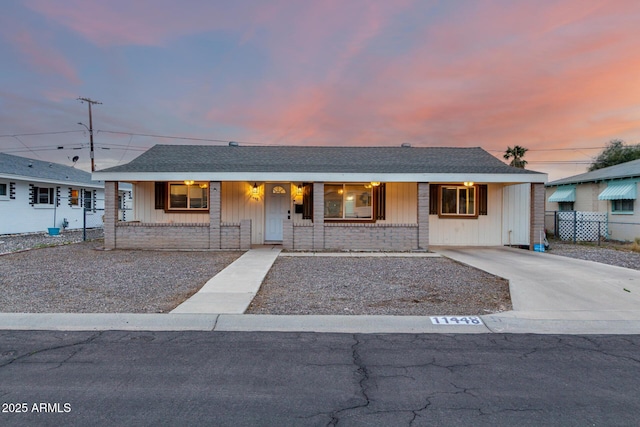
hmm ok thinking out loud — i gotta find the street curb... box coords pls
[1,313,639,334]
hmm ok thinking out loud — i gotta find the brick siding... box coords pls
[104,181,118,249]
[417,182,430,250]
[116,223,210,249]
[324,223,418,251]
[529,182,546,250]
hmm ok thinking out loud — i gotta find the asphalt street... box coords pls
[1,331,639,426]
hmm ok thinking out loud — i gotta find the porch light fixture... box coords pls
[199,183,208,189]
[463,181,474,187]
[251,182,260,200]
[184,180,195,186]
[370,182,381,187]
[297,185,303,196]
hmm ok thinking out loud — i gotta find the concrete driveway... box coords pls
[433,246,640,321]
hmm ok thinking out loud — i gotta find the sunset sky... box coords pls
[1,0,639,181]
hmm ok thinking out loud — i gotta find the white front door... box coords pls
[264,183,289,242]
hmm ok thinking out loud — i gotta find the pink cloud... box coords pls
[24,0,290,47]
[10,28,81,86]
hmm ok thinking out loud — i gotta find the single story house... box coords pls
[0,152,105,235]
[546,158,640,241]
[92,144,547,251]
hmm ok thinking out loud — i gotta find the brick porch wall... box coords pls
[221,220,252,250]
[114,220,251,250]
[324,223,418,251]
[115,223,210,249]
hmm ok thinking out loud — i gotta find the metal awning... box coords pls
[598,181,637,200]
[548,186,576,202]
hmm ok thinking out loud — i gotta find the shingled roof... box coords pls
[547,158,640,186]
[98,145,542,175]
[0,152,101,186]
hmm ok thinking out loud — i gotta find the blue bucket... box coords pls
[533,244,545,252]
[48,227,60,236]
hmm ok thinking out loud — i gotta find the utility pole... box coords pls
[77,97,102,172]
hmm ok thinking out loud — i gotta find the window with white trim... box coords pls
[36,187,55,205]
[168,182,209,210]
[558,202,574,211]
[70,189,80,207]
[612,199,634,213]
[440,185,476,217]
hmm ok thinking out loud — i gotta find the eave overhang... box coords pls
[93,171,547,184]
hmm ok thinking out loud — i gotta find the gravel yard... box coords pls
[246,256,512,316]
[0,239,242,313]
[547,240,640,271]
[2,232,638,315]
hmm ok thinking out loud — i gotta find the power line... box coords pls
[98,130,232,143]
[97,130,261,145]
[527,161,593,164]
[0,130,84,138]
[488,147,606,153]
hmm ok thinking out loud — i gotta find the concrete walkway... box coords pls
[171,246,281,314]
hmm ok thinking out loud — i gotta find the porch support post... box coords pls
[104,181,118,249]
[209,181,221,249]
[312,182,324,250]
[529,183,545,250]
[417,182,430,251]
[240,219,252,250]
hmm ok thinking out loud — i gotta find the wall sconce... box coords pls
[463,181,475,187]
[251,182,260,200]
[297,185,303,196]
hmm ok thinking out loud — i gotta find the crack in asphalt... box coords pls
[559,335,640,364]
[0,331,104,369]
[326,334,372,426]
[409,398,432,425]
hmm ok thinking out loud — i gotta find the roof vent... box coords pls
[401,143,411,148]
[229,141,239,147]
[28,162,33,167]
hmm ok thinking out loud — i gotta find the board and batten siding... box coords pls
[132,182,209,224]
[377,182,418,224]
[221,181,265,244]
[501,183,531,246]
[429,184,503,246]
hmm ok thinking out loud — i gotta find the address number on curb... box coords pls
[430,316,483,325]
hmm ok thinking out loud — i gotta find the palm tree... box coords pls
[503,145,528,168]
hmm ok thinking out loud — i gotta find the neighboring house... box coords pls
[117,182,133,221]
[0,153,105,234]
[92,144,548,251]
[546,158,640,241]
